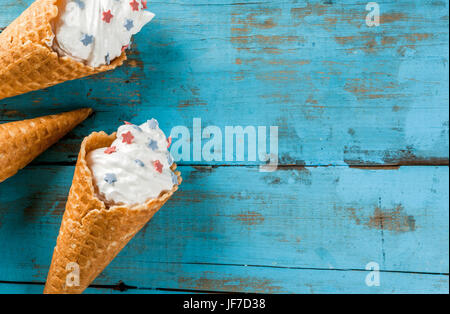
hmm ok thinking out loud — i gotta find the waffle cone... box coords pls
[0,0,126,100]
[0,108,92,183]
[44,132,182,294]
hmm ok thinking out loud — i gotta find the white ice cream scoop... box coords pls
[87,119,178,206]
[53,0,154,67]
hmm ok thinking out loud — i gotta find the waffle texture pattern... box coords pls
[0,0,126,100]
[0,108,92,183]
[44,132,182,294]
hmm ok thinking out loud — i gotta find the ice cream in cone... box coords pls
[0,0,154,100]
[0,108,93,183]
[44,120,181,294]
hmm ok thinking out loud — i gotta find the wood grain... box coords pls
[0,166,448,293]
[0,0,448,293]
[0,0,448,166]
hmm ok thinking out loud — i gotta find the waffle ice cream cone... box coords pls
[0,0,126,100]
[0,108,92,183]
[44,132,182,294]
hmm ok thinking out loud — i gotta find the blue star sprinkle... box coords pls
[104,173,117,185]
[148,118,159,129]
[124,19,134,31]
[73,0,85,9]
[135,159,145,167]
[148,139,158,151]
[81,34,94,46]
[171,173,178,185]
[167,154,174,166]
[132,125,142,132]
[105,53,110,65]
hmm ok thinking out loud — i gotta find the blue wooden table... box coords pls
[0,0,448,294]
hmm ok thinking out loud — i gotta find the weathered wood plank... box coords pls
[1,0,448,166]
[0,165,447,293]
[0,267,448,294]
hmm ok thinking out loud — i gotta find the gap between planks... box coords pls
[0,259,448,293]
[0,280,220,294]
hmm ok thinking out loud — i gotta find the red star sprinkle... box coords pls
[122,131,134,144]
[130,0,140,11]
[121,45,129,52]
[104,146,117,154]
[153,160,163,173]
[124,121,132,125]
[142,0,148,9]
[167,137,172,148]
[102,10,114,23]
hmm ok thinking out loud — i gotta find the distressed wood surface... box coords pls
[1,0,448,166]
[0,166,448,293]
[0,0,449,293]
[1,270,448,294]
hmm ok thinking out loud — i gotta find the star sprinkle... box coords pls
[130,0,140,11]
[104,146,117,154]
[105,53,111,65]
[104,173,117,185]
[148,139,158,151]
[148,118,159,129]
[124,19,134,31]
[167,137,172,148]
[102,10,114,23]
[171,173,179,185]
[124,121,133,125]
[121,45,129,52]
[73,0,85,9]
[153,160,163,173]
[142,0,148,9]
[135,159,145,167]
[81,34,94,46]
[167,154,174,166]
[122,131,135,144]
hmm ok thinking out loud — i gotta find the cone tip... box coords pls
[71,108,94,120]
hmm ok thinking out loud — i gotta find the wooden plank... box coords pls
[0,166,447,292]
[0,265,448,294]
[1,0,448,166]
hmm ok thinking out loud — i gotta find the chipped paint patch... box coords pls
[259,93,292,104]
[178,275,282,293]
[188,166,216,180]
[381,13,408,24]
[126,59,144,69]
[231,211,265,226]
[290,2,365,29]
[335,32,434,55]
[367,205,416,233]
[256,70,298,81]
[263,167,312,185]
[235,58,310,67]
[290,3,328,21]
[0,109,27,120]
[383,146,449,166]
[178,99,207,108]
[344,76,401,100]
[231,8,281,32]
[231,35,304,45]
[345,205,417,233]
